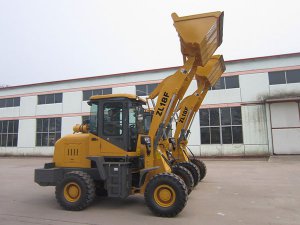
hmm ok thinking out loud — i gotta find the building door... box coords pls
[270,101,300,154]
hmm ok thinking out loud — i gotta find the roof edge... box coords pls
[225,52,300,63]
[1,52,300,90]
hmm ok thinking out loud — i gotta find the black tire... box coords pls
[172,165,194,195]
[55,171,96,211]
[178,162,200,187]
[144,173,188,217]
[191,159,207,181]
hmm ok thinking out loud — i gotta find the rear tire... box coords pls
[178,162,200,186]
[55,171,95,211]
[144,173,188,217]
[172,165,194,194]
[191,159,207,181]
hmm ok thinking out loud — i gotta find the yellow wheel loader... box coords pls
[35,11,224,217]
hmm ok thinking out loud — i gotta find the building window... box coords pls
[199,107,243,144]
[36,118,61,146]
[38,93,62,105]
[286,70,300,84]
[269,69,300,85]
[0,120,19,147]
[268,71,286,85]
[83,88,112,101]
[0,97,20,108]
[210,76,239,90]
[136,83,158,96]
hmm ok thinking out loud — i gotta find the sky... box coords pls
[0,0,300,86]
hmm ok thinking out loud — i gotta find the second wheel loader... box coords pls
[170,55,226,185]
[34,11,225,217]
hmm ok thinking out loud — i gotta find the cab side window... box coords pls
[103,102,123,136]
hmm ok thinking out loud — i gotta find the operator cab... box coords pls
[87,94,149,152]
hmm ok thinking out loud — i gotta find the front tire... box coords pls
[55,171,96,211]
[172,165,194,194]
[191,159,207,181]
[178,162,201,186]
[144,173,188,217]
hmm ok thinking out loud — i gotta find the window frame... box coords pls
[82,88,112,101]
[0,97,21,108]
[136,83,158,96]
[36,117,61,146]
[210,76,240,90]
[199,107,243,144]
[37,93,63,105]
[0,120,19,147]
[268,69,300,85]
[268,71,286,85]
[286,70,300,84]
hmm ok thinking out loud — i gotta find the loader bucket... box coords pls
[195,55,225,87]
[172,11,224,66]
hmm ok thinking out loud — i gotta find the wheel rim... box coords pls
[64,182,81,202]
[154,184,176,207]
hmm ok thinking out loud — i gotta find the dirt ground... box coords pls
[0,156,299,225]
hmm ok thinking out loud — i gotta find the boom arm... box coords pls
[174,55,226,147]
[147,56,198,149]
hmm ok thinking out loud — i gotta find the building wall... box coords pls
[0,53,300,156]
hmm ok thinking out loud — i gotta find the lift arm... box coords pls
[174,55,226,150]
[147,56,198,148]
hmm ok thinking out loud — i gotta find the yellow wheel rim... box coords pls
[154,184,176,207]
[64,182,81,202]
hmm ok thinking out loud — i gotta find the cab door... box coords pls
[99,100,128,150]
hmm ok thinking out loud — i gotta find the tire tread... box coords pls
[144,173,188,217]
[55,171,95,211]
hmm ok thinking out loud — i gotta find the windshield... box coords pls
[132,105,151,135]
[89,103,98,135]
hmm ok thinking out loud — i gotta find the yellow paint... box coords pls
[173,55,225,162]
[172,11,224,66]
[64,182,81,202]
[53,133,138,168]
[73,124,89,133]
[154,184,176,207]
[90,94,146,103]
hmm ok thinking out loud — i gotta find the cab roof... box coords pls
[89,94,146,103]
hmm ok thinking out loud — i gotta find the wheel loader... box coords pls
[168,55,226,186]
[34,11,224,217]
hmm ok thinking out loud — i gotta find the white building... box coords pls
[0,53,299,156]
